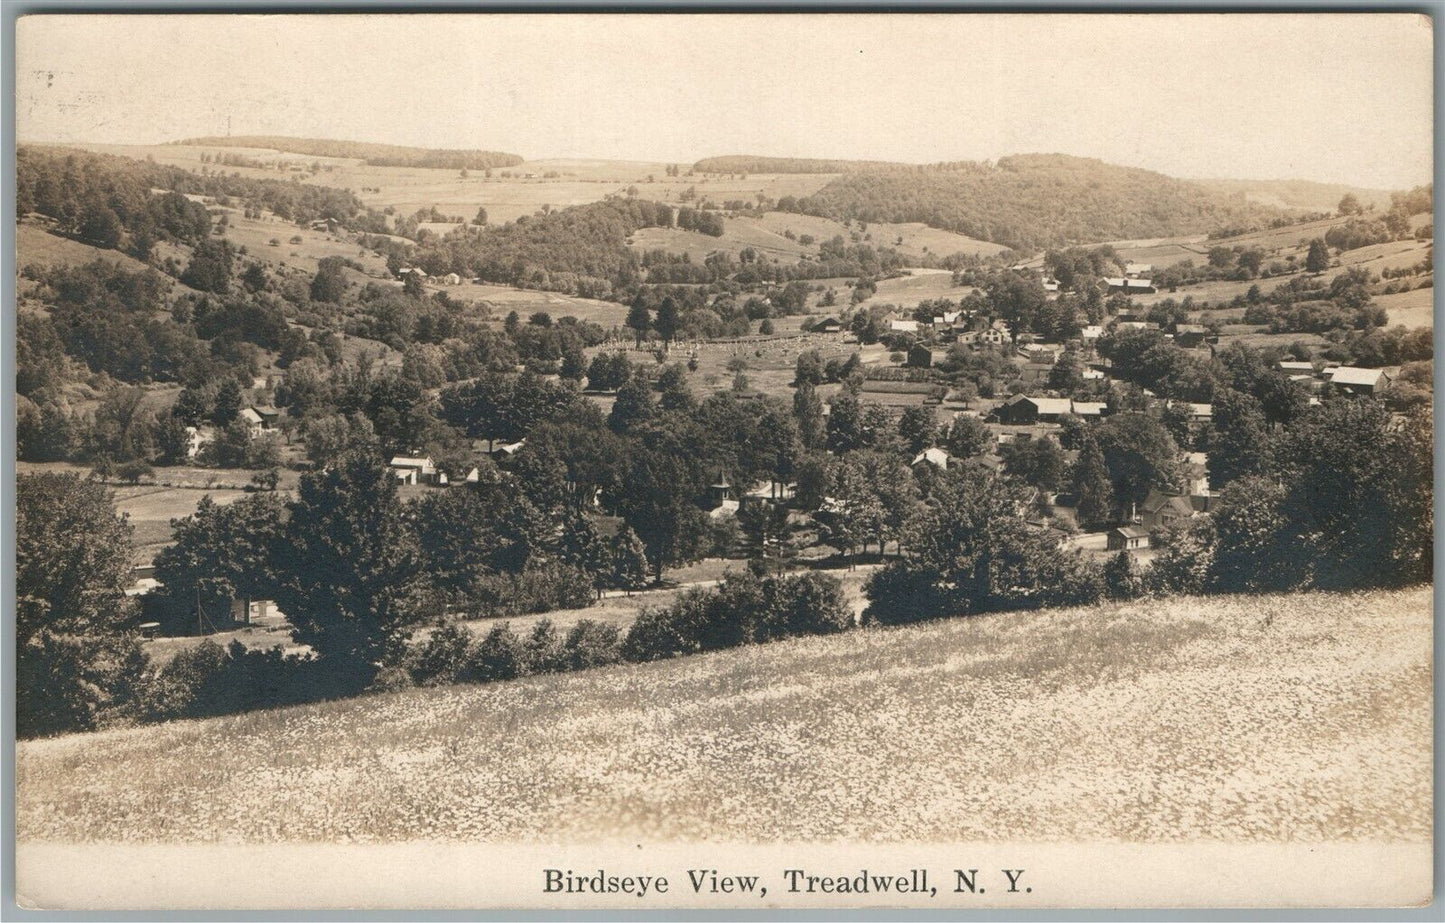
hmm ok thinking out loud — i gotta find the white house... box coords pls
[389,456,437,486]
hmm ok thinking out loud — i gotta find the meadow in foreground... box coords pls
[17,587,1431,844]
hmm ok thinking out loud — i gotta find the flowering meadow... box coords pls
[17,586,1430,844]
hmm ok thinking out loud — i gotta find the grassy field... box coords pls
[1374,287,1435,329]
[69,144,835,226]
[16,586,1430,844]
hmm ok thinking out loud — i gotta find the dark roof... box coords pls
[1142,488,1194,517]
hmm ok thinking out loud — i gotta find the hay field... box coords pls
[1374,287,1435,329]
[864,268,973,308]
[16,225,157,276]
[16,586,1430,844]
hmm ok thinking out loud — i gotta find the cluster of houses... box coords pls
[397,267,466,286]
[1279,361,1393,397]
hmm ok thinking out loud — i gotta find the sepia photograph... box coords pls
[8,10,1437,911]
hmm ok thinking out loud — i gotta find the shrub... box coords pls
[522,618,566,674]
[471,622,527,682]
[759,571,853,639]
[564,620,622,670]
[1102,551,1144,600]
[146,640,315,721]
[409,622,476,686]
[17,630,149,738]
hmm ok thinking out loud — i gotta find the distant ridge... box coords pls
[693,155,916,174]
[174,135,524,170]
[787,153,1298,252]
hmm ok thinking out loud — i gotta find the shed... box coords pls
[1107,525,1151,551]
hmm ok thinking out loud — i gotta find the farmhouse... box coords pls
[490,440,527,459]
[1279,360,1316,375]
[1327,366,1392,396]
[911,447,949,470]
[1019,342,1066,364]
[389,456,437,486]
[1172,324,1215,349]
[1125,262,1153,277]
[994,395,1073,425]
[1138,488,1195,530]
[1104,277,1157,294]
[1071,401,1107,418]
[906,344,951,368]
[888,319,920,334]
[1107,525,1151,552]
[812,317,842,333]
[183,425,212,460]
[236,406,280,439]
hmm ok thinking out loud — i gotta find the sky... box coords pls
[15,13,1436,189]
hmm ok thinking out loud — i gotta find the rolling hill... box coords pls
[693,155,912,174]
[176,135,524,170]
[16,586,1430,844]
[789,154,1297,252]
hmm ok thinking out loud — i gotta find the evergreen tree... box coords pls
[272,453,430,687]
[653,296,680,348]
[793,381,825,449]
[609,527,650,593]
[1305,238,1330,273]
[1071,432,1113,529]
[625,298,651,347]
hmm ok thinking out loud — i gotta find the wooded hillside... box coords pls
[790,154,1291,251]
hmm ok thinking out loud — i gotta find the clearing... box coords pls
[16,586,1431,843]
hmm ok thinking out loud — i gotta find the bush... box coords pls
[408,622,476,686]
[146,640,316,721]
[17,630,148,738]
[621,572,853,660]
[758,571,853,639]
[471,622,528,682]
[1102,551,1144,600]
[522,618,566,673]
[564,619,622,670]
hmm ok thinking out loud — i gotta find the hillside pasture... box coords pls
[16,586,1431,843]
[864,268,973,308]
[1373,287,1435,329]
[628,220,812,263]
[16,224,160,276]
[220,208,392,278]
[439,281,631,328]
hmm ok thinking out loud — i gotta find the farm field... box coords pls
[17,461,295,565]
[1374,287,1435,329]
[73,144,836,225]
[16,586,1430,843]
[16,224,158,276]
[863,267,973,308]
[433,280,631,328]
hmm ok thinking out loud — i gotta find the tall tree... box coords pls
[653,296,680,348]
[272,453,431,686]
[17,473,144,737]
[1305,238,1331,274]
[153,493,287,629]
[1071,432,1114,529]
[793,381,825,449]
[625,298,651,348]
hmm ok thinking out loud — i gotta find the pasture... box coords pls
[864,267,972,308]
[1374,287,1435,329]
[16,586,1431,843]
